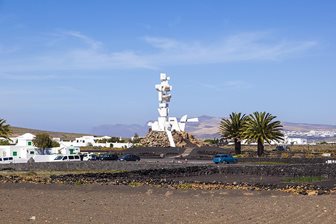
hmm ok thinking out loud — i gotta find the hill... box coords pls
[9,126,88,140]
[91,124,147,138]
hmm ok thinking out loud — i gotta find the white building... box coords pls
[285,137,308,145]
[0,133,80,162]
[58,135,133,148]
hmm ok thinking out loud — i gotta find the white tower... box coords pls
[148,73,198,147]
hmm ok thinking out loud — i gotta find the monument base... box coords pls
[140,130,205,148]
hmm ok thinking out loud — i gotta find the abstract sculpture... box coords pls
[148,73,198,147]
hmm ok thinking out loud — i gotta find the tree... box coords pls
[219,112,246,154]
[0,139,11,145]
[132,133,141,143]
[204,138,220,146]
[0,118,12,140]
[242,112,284,156]
[32,133,53,155]
[51,140,60,147]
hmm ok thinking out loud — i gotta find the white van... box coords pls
[53,155,81,162]
[0,157,14,164]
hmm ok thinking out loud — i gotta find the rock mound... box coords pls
[140,131,205,148]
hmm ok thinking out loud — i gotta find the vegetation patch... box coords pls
[176,183,194,190]
[128,181,143,187]
[282,176,326,183]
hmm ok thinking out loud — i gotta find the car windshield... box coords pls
[54,156,63,160]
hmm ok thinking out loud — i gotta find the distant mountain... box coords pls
[91,116,336,139]
[281,122,336,132]
[90,116,220,138]
[186,116,336,139]
[186,115,222,139]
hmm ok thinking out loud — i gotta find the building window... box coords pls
[30,151,35,155]
[28,141,32,146]
[13,151,18,157]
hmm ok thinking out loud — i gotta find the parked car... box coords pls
[82,154,98,161]
[274,145,289,151]
[98,154,119,161]
[212,154,237,164]
[119,154,140,161]
[54,155,81,162]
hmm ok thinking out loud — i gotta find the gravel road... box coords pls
[1,183,336,224]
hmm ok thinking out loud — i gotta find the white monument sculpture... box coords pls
[148,73,198,147]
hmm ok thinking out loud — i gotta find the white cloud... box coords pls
[0,72,58,80]
[0,31,317,73]
[61,31,102,50]
[200,80,252,92]
[144,32,317,65]
[144,36,180,50]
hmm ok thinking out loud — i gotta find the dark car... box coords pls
[212,154,238,164]
[119,154,140,161]
[274,145,289,151]
[98,154,119,161]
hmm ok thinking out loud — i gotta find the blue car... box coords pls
[212,154,238,164]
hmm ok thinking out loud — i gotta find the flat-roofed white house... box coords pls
[14,133,35,146]
[0,133,80,162]
[58,135,133,148]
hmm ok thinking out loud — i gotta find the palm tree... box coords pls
[0,118,12,140]
[219,112,246,154]
[242,112,284,156]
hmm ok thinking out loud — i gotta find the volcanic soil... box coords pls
[1,183,336,224]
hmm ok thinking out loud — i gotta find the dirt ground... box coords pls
[1,183,336,224]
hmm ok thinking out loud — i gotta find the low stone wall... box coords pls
[82,147,184,158]
[187,147,234,158]
[238,158,330,164]
[0,161,193,172]
[2,159,336,178]
[185,154,332,164]
[147,164,336,178]
[48,164,336,186]
[216,164,336,178]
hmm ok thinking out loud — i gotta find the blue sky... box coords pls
[1,0,336,133]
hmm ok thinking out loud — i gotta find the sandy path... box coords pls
[0,183,335,224]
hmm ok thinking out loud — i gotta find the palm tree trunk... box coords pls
[257,138,264,156]
[234,138,241,154]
